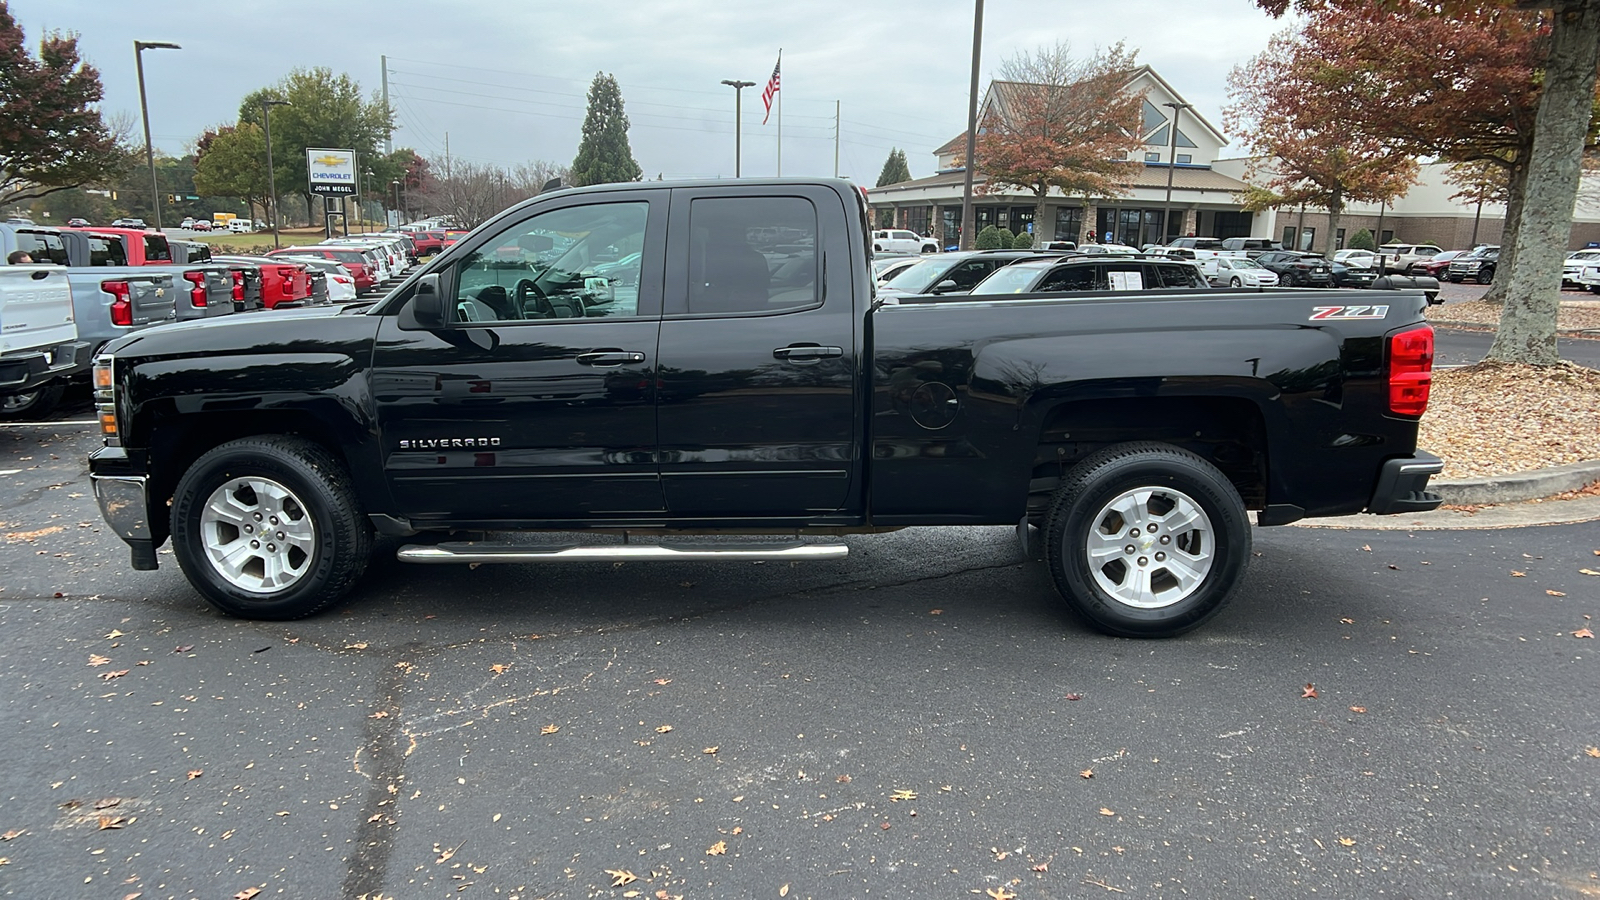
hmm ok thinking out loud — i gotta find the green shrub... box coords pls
[1347,228,1376,251]
[974,225,1003,250]
[1012,230,1035,249]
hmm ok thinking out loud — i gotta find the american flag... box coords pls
[761,55,781,124]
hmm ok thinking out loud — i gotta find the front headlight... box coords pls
[92,355,119,446]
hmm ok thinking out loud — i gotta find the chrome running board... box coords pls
[396,540,848,564]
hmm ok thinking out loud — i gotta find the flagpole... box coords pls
[776,49,783,177]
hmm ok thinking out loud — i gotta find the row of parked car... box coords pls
[0,223,432,418]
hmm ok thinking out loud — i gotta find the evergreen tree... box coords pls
[1012,230,1035,249]
[571,72,642,187]
[975,225,1003,250]
[876,148,912,187]
[1347,228,1375,250]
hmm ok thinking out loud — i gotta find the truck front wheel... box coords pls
[170,436,372,620]
[1044,443,1250,638]
[0,382,65,419]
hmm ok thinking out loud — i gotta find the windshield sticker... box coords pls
[1309,305,1389,321]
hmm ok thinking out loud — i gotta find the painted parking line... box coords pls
[0,419,96,427]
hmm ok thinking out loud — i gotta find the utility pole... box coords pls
[381,55,392,154]
[959,0,984,251]
[1159,101,1193,246]
[133,40,180,230]
[260,98,290,248]
[834,101,840,178]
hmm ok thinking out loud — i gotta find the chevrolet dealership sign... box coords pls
[307,148,357,195]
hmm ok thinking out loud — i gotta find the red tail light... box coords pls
[1388,325,1434,416]
[183,270,207,307]
[102,280,132,326]
[230,270,245,302]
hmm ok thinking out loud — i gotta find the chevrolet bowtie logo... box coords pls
[312,155,345,167]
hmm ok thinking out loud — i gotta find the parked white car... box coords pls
[1159,237,1227,260]
[1577,261,1600,293]
[1562,249,1600,286]
[1201,255,1280,288]
[872,256,921,288]
[871,229,938,254]
[1333,249,1376,268]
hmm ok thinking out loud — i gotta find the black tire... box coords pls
[1476,267,1494,285]
[0,381,65,419]
[1044,442,1251,638]
[170,436,372,620]
[1229,276,1242,288]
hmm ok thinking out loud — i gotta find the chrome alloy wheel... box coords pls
[1084,487,1213,609]
[200,477,316,593]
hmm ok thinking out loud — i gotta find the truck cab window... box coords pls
[17,230,67,264]
[687,196,818,314]
[450,201,649,324]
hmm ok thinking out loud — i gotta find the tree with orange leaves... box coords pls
[973,42,1144,247]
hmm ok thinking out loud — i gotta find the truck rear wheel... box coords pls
[0,382,64,419]
[1044,443,1250,638]
[170,436,372,620]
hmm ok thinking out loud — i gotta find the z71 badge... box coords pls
[1309,305,1389,321]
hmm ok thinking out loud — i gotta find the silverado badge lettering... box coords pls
[398,438,503,449]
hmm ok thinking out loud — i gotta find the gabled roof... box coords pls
[932,67,1227,159]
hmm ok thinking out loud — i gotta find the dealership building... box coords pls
[868,67,1600,252]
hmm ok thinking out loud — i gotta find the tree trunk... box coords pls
[1033,187,1049,248]
[1326,188,1343,261]
[1479,156,1527,307]
[1488,0,1600,364]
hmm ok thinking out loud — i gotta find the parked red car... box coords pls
[212,255,312,308]
[1412,250,1470,279]
[264,246,378,292]
[408,230,445,256]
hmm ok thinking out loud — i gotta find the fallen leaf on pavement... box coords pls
[100,669,129,680]
[186,770,202,780]
[929,609,943,615]
[702,746,718,755]
[781,884,790,897]
[653,678,672,685]
[1080,769,1094,779]
[1548,590,1567,596]
[105,630,124,640]
[87,654,110,667]
[173,645,193,653]
[1585,747,1600,758]
[1349,706,1367,714]
[1360,544,1371,552]
[836,775,850,783]
[890,789,917,801]
[1065,693,1083,701]
[1338,837,1356,846]
[986,888,1016,900]
[655,725,673,733]
[541,724,560,735]
[707,840,729,856]
[93,798,121,810]
[1580,568,1600,576]
[880,821,891,830]
[1573,627,1595,639]
[434,841,463,864]
[606,869,637,887]
[1386,564,1399,570]
[345,642,368,650]
[489,663,509,675]
[234,889,261,900]
[1099,807,1115,816]
[1032,861,1049,872]
[0,830,21,841]
[368,710,388,719]
[1511,571,1526,577]
[1302,684,1318,699]
[1340,617,1355,624]
[97,816,126,830]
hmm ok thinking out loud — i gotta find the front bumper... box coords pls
[90,446,160,570]
[1367,450,1445,515]
[0,341,92,395]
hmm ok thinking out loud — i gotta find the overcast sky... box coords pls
[12,0,1290,184]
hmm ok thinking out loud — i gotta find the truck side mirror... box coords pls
[413,273,444,325]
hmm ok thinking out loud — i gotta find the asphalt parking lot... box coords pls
[1,424,1597,899]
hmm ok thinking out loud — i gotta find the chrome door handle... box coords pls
[576,350,646,367]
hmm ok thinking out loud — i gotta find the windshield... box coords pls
[1231,258,1266,270]
[884,256,966,294]
[1187,239,1223,250]
[971,262,1050,294]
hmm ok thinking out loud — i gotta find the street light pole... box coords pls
[720,80,756,177]
[1160,101,1193,246]
[133,40,180,231]
[959,0,985,251]
[260,98,290,249]
[391,181,402,228]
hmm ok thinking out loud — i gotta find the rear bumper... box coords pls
[0,341,92,394]
[1366,450,1445,515]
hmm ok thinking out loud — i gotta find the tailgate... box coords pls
[0,266,76,354]
[127,274,176,325]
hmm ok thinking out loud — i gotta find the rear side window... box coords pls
[144,234,171,262]
[15,230,67,264]
[687,196,817,315]
[943,259,998,291]
[333,251,365,264]
[1155,263,1204,288]
[88,236,127,266]
[1101,262,1148,291]
[1036,264,1096,292]
[184,243,211,262]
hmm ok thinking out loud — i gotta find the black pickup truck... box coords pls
[88,179,1443,637]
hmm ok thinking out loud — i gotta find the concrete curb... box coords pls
[1429,318,1600,336]
[1430,458,1600,505]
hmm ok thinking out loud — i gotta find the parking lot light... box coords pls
[133,41,180,231]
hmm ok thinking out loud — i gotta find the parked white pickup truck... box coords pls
[0,265,87,417]
[871,229,938,254]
